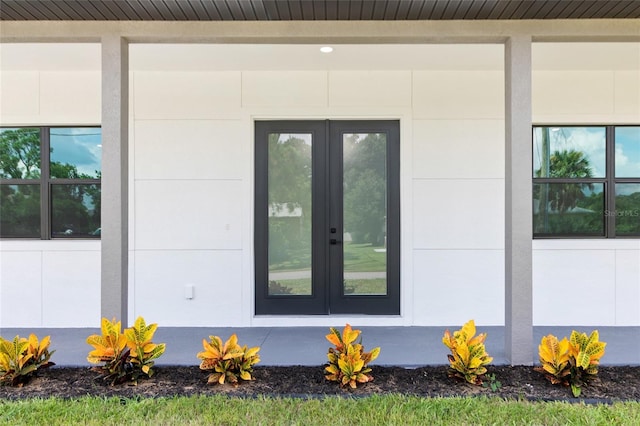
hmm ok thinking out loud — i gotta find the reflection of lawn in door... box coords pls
[269,243,386,295]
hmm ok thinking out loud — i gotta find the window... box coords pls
[0,127,101,239]
[533,126,640,238]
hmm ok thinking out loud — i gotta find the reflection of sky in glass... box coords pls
[615,127,640,178]
[616,183,640,197]
[50,128,101,178]
[533,127,606,177]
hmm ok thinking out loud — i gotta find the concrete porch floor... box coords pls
[2,326,638,368]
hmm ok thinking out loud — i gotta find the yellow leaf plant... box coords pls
[87,317,165,385]
[442,319,493,385]
[0,334,55,386]
[325,324,380,389]
[197,334,261,385]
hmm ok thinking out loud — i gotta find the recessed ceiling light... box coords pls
[320,46,333,53]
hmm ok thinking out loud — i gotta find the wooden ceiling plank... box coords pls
[422,0,440,19]
[520,0,548,19]
[288,0,304,20]
[311,0,325,19]
[370,0,386,19]
[497,0,524,19]
[430,0,450,19]
[198,0,223,20]
[131,1,161,20]
[227,0,249,19]
[614,1,640,18]
[238,0,258,21]
[540,0,571,19]
[453,0,474,19]
[348,0,363,20]
[2,1,31,19]
[405,0,426,19]
[462,0,487,19]
[383,0,402,20]
[557,1,587,19]
[175,0,202,20]
[69,1,102,20]
[185,0,210,20]
[299,0,315,19]
[51,1,84,19]
[214,0,235,20]
[9,0,49,19]
[275,0,292,20]
[569,0,600,19]
[325,0,338,20]
[598,0,633,18]
[337,0,350,19]
[160,0,187,19]
[472,0,498,19]
[509,0,536,19]
[126,0,156,20]
[395,0,412,19]
[47,1,76,19]
[581,0,616,19]
[440,0,463,20]
[82,0,119,20]
[248,0,269,20]
[359,0,374,19]
[262,0,280,19]
[486,0,511,19]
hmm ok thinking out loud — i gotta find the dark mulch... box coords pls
[1,365,639,401]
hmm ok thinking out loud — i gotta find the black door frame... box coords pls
[254,120,400,315]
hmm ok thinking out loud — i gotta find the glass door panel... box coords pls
[267,133,313,296]
[342,133,387,296]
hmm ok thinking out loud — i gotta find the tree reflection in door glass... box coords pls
[343,133,387,296]
[267,133,313,296]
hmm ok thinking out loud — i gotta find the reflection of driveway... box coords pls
[270,271,386,280]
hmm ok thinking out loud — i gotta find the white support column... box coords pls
[505,35,533,365]
[101,35,129,324]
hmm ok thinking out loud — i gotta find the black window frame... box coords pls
[0,126,102,240]
[533,124,640,239]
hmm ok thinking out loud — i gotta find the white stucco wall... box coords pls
[0,44,101,327]
[1,42,639,328]
[531,43,640,326]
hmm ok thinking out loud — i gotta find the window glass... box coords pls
[615,127,640,178]
[0,184,40,237]
[533,183,604,235]
[50,128,102,179]
[0,128,41,179]
[533,127,605,178]
[267,133,313,296]
[51,184,101,238]
[614,184,640,235]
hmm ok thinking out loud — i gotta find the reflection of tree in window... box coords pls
[343,133,386,245]
[534,127,602,235]
[0,128,40,179]
[536,149,593,212]
[267,134,311,267]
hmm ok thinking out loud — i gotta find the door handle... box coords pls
[330,239,342,245]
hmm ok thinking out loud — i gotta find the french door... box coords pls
[255,120,399,315]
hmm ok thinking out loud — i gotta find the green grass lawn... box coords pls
[2,395,639,425]
[270,243,386,273]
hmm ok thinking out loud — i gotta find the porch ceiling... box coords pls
[1,0,639,21]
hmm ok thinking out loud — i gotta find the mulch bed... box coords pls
[1,365,639,402]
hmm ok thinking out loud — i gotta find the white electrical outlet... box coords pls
[184,284,194,299]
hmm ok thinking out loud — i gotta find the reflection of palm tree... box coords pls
[536,149,593,213]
